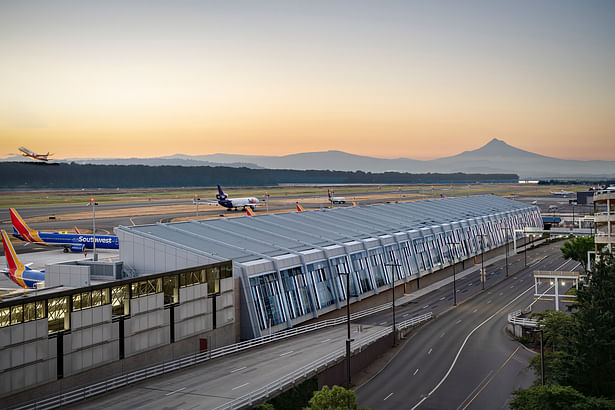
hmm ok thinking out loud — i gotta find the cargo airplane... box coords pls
[1,230,45,289]
[19,146,53,162]
[9,208,119,253]
[216,185,259,211]
[328,189,346,204]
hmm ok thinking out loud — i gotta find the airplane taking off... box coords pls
[216,185,259,211]
[1,230,45,289]
[550,190,573,197]
[328,189,346,204]
[10,208,119,253]
[19,147,53,162]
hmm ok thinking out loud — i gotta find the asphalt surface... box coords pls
[356,241,578,410]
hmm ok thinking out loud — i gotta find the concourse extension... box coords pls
[116,195,542,339]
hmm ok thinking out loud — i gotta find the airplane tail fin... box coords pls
[9,208,38,242]
[246,208,255,216]
[296,203,305,212]
[74,226,81,234]
[1,230,22,272]
[352,201,357,206]
[328,189,332,199]
[216,185,227,200]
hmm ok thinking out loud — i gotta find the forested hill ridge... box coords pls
[0,162,518,189]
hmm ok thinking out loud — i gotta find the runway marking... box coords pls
[423,305,429,309]
[384,392,394,401]
[232,383,250,391]
[165,387,186,396]
[428,348,433,355]
[413,368,419,376]
[461,347,521,410]
[280,350,294,357]
[455,320,462,324]
[230,366,247,373]
[410,285,534,410]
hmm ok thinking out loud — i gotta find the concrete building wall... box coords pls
[0,319,56,396]
[176,283,211,341]
[63,305,118,377]
[124,293,170,356]
[45,264,91,288]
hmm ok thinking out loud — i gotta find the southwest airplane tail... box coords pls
[246,208,255,216]
[1,230,44,289]
[9,208,119,252]
[296,203,305,212]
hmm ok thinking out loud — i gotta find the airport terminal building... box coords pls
[115,195,542,339]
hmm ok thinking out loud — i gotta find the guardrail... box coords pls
[12,301,399,410]
[213,312,433,410]
[507,310,538,328]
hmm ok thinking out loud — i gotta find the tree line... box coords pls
[0,162,518,189]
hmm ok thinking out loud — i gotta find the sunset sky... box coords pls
[1,1,614,160]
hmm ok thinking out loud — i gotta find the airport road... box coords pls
[356,244,577,410]
[71,322,389,410]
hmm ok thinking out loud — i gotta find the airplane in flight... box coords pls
[550,190,573,197]
[18,147,54,162]
[1,230,45,289]
[216,185,259,211]
[10,208,119,253]
[328,189,346,204]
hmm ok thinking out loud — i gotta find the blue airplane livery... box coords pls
[10,208,119,253]
[1,230,45,289]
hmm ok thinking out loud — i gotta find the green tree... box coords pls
[307,385,364,410]
[532,310,573,351]
[510,385,615,410]
[560,236,595,273]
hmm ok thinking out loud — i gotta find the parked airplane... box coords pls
[10,208,119,253]
[216,185,259,211]
[18,147,53,162]
[1,230,45,289]
[328,189,346,204]
[550,190,573,197]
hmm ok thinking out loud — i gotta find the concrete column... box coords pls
[555,279,560,312]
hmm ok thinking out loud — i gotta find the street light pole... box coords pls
[446,241,460,306]
[476,234,486,290]
[339,271,353,388]
[385,263,401,347]
[193,194,200,219]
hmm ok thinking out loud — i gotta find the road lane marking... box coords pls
[428,348,433,355]
[380,322,387,325]
[487,300,492,304]
[403,313,409,317]
[461,347,521,410]
[472,309,477,313]
[279,351,294,356]
[165,387,186,396]
[499,292,503,296]
[413,368,419,376]
[458,371,493,408]
[232,383,250,391]
[320,338,331,343]
[455,320,462,324]
[440,332,446,338]
[440,297,445,300]
[230,366,247,373]
[423,305,429,309]
[410,285,534,410]
[384,392,394,401]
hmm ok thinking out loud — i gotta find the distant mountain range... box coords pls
[3,138,614,179]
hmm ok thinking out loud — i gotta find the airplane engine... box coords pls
[70,244,85,253]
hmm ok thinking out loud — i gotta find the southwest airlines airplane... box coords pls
[1,230,45,289]
[19,146,53,162]
[216,185,259,211]
[10,208,119,253]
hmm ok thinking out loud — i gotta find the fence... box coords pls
[507,310,538,328]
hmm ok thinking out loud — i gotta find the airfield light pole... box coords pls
[385,263,401,347]
[193,194,200,219]
[89,198,98,261]
[504,226,512,278]
[446,240,460,306]
[265,192,269,214]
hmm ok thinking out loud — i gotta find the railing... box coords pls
[12,301,401,410]
[507,310,538,328]
[212,312,433,410]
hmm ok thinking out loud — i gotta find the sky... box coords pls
[0,1,614,160]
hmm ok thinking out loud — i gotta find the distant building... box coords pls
[576,191,595,206]
[594,189,615,254]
